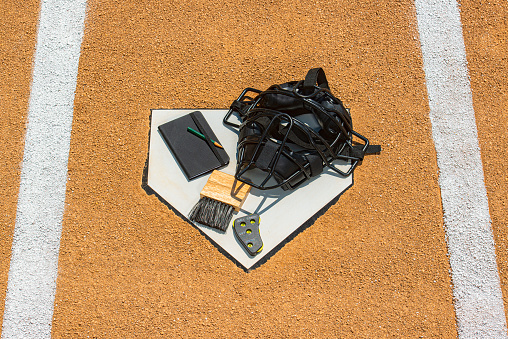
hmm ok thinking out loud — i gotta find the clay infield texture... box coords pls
[0,0,507,337]
[0,0,40,329]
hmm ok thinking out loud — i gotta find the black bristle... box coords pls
[189,197,234,231]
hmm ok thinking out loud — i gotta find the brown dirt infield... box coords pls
[0,0,40,333]
[49,0,456,337]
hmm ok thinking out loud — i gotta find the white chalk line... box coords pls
[1,0,87,338]
[414,0,507,337]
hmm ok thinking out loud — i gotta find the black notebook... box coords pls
[158,111,229,180]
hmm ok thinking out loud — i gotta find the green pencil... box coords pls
[187,127,223,149]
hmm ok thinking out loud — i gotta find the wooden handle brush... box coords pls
[189,171,251,231]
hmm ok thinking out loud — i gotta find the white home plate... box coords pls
[147,109,353,269]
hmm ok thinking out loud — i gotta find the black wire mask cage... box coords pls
[224,68,378,191]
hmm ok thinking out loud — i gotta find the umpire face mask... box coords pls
[224,68,376,191]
